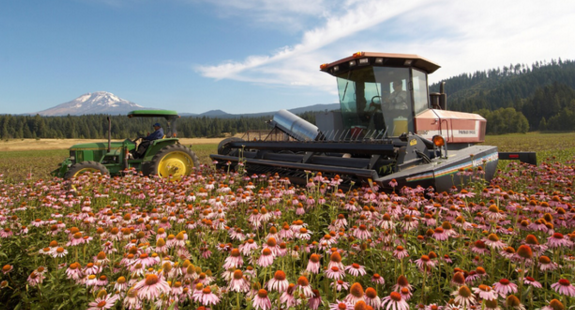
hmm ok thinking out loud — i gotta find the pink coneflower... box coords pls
[493,278,518,297]
[267,270,289,292]
[484,234,507,250]
[133,274,171,301]
[253,289,272,310]
[326,266,346,280]
[547,233,572,249]
[538,255,559,271]
[364,287,381,309]
[371,273,385,285]
[393,245,409,260]
[87,291,119,310]
[523,276,542,288]
[307,253,321,274]
[331,280,351,292]
[328,251,345,271]
[257,248,275,267]
[308,289,322,310]
[345,282,365,305]
[347,263,367,277]
[551,279,575,297]
[415,255,436,271]
[541,299,565,310]
[114,276,128,292]
[123,289,142,310]
[296,276,314,298]
[198,286,220,306]
[53,247,68,258]
[353,224,371,240]
[2,265,13,275]
[27,271,45,286]
[295,227,312,240]
[380,291,409,310]
[472,284,497,301]
[0,227,13,238]
[505,295,525,310]
[329,300,353,310]
[471,240,490,255]
[432,227,449,241]
[66,262,83,280]
[451,285,476,308]
[223,248,243,269]
[393,275,413,293]
[280,283,300,307]
[240,239,258,255]
[229,270,250,293]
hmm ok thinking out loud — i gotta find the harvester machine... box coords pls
[211,52,536,192]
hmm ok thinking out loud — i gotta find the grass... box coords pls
[1,132,575,183]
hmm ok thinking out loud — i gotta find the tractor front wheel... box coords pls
[143,144,199,180]
[64,161,110,179]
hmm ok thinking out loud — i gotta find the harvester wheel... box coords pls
[217,137,244,155]
[64,161,109,179]
[143,144,199,180]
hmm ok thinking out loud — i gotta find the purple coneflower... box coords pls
[344,282,365,305]
[551,279,575,297]
[329,300,353,310]
[267,270,289,292]
[307,253,321,274]
[472,284,497,301]
[228,269,250,293]
[253,289,272,310]
[257,248,275,268]
[493,278,518,297]
[132,274,171,301]
[326,266,346,280]
[393,245,409,260]
[364,287,381,309]
[87,291,119,310]
[380,291,409,310]
[451,285,476,308]
[345,263,367,277]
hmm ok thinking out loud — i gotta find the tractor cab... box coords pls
[319,52,486,144]
[127,110,180,139]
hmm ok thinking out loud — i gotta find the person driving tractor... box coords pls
[135,123,164,158]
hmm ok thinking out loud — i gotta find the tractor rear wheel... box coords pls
[143,144,199,179]
[64,161,109,179]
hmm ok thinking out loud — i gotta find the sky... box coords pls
[1,0,574,115]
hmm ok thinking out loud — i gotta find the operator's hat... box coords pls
[153,123,161,127]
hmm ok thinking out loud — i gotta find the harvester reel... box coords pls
[64,161,110,179]
[218,137,244,156]
[143,144,199,180]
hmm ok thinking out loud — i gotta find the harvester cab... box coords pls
[52,110,199,180]
[211,52,536,191]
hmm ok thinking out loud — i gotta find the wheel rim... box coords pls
[157,151,194,179]
[73,168,100,178]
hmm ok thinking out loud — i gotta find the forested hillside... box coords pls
[431,59,575,133]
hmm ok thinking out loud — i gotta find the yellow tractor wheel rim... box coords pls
[157,152,193,179]
[73,168,99,178]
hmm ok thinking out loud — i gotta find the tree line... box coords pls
[0,111,318,140]
[430,58,575,134]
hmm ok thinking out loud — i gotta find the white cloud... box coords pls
[197,0,575,93]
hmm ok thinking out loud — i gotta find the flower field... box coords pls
[1,134,575,309]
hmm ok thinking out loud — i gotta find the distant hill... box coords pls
[181,103,340,118]
[36,91,145,116]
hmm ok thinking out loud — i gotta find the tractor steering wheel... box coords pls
[370,96,382,111]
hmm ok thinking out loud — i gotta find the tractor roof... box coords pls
[320,52,441,75]
[127,110,180,118]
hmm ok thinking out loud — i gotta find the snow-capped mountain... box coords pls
[36,91,144,116]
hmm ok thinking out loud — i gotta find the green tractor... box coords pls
[52,110,200,180]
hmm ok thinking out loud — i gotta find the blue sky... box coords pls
[1,0,574,114]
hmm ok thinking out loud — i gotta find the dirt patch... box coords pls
[0,138,227,151]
